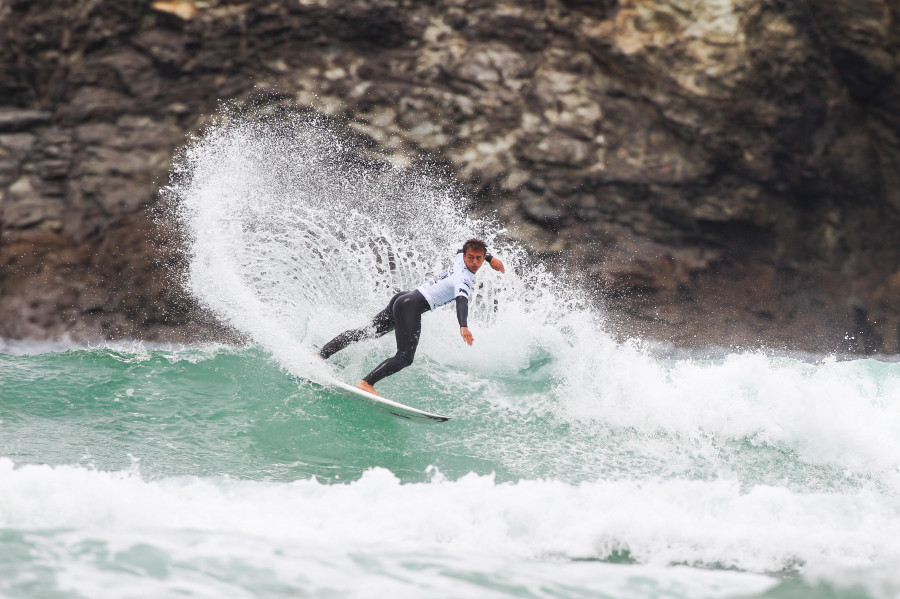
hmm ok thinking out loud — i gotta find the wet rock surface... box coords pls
[1,0,899,352]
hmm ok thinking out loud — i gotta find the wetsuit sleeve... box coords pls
[455,296,469,328]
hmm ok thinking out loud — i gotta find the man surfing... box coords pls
[318,238,505,396]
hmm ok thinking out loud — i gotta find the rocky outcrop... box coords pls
[1,0,899,352]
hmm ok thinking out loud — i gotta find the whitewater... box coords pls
[2,110,900,599]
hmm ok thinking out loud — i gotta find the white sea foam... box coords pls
[0,338,89,355]
[8,527,781,599]
[0,338,241,365]
[551,335,900,490]
[1,458,898,577]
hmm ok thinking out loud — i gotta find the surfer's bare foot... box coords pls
[357,381,379,396]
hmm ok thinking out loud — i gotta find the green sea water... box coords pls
[1,343,563,484]
[2,342,899,599]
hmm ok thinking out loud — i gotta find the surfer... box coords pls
[318,239,505,395]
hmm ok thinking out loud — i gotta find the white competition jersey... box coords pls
[416,252,476,310]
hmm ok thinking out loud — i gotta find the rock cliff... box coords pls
[1,0,899,352]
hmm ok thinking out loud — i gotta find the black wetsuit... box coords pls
[319,290,438,385]
[319,250,489,384]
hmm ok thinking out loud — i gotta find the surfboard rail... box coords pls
[326,379,451,423]
[293,375,451,423]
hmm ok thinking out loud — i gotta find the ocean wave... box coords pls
[2,458,898,576]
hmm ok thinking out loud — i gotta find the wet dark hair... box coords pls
[462,238,487,255]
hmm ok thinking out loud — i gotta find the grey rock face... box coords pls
[0,0,898,352]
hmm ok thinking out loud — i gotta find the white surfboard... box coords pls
[295,375,451,423]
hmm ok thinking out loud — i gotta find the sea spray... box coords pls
[161,106,596,382]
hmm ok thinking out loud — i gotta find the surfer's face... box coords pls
[463,250,486,273]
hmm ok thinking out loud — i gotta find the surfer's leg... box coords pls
[319,292,403,359]
[362,291,428,386]
[318,327,368,359]
[371,291,402,337]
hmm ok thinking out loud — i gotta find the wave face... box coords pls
[2,113,900,598]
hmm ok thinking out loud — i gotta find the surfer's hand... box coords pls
[489,257,505,274]
[460,327,474,346]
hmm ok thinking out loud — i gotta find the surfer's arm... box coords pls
[488,256,505,273]
[455,296,469,328]
[456,296,474,346]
